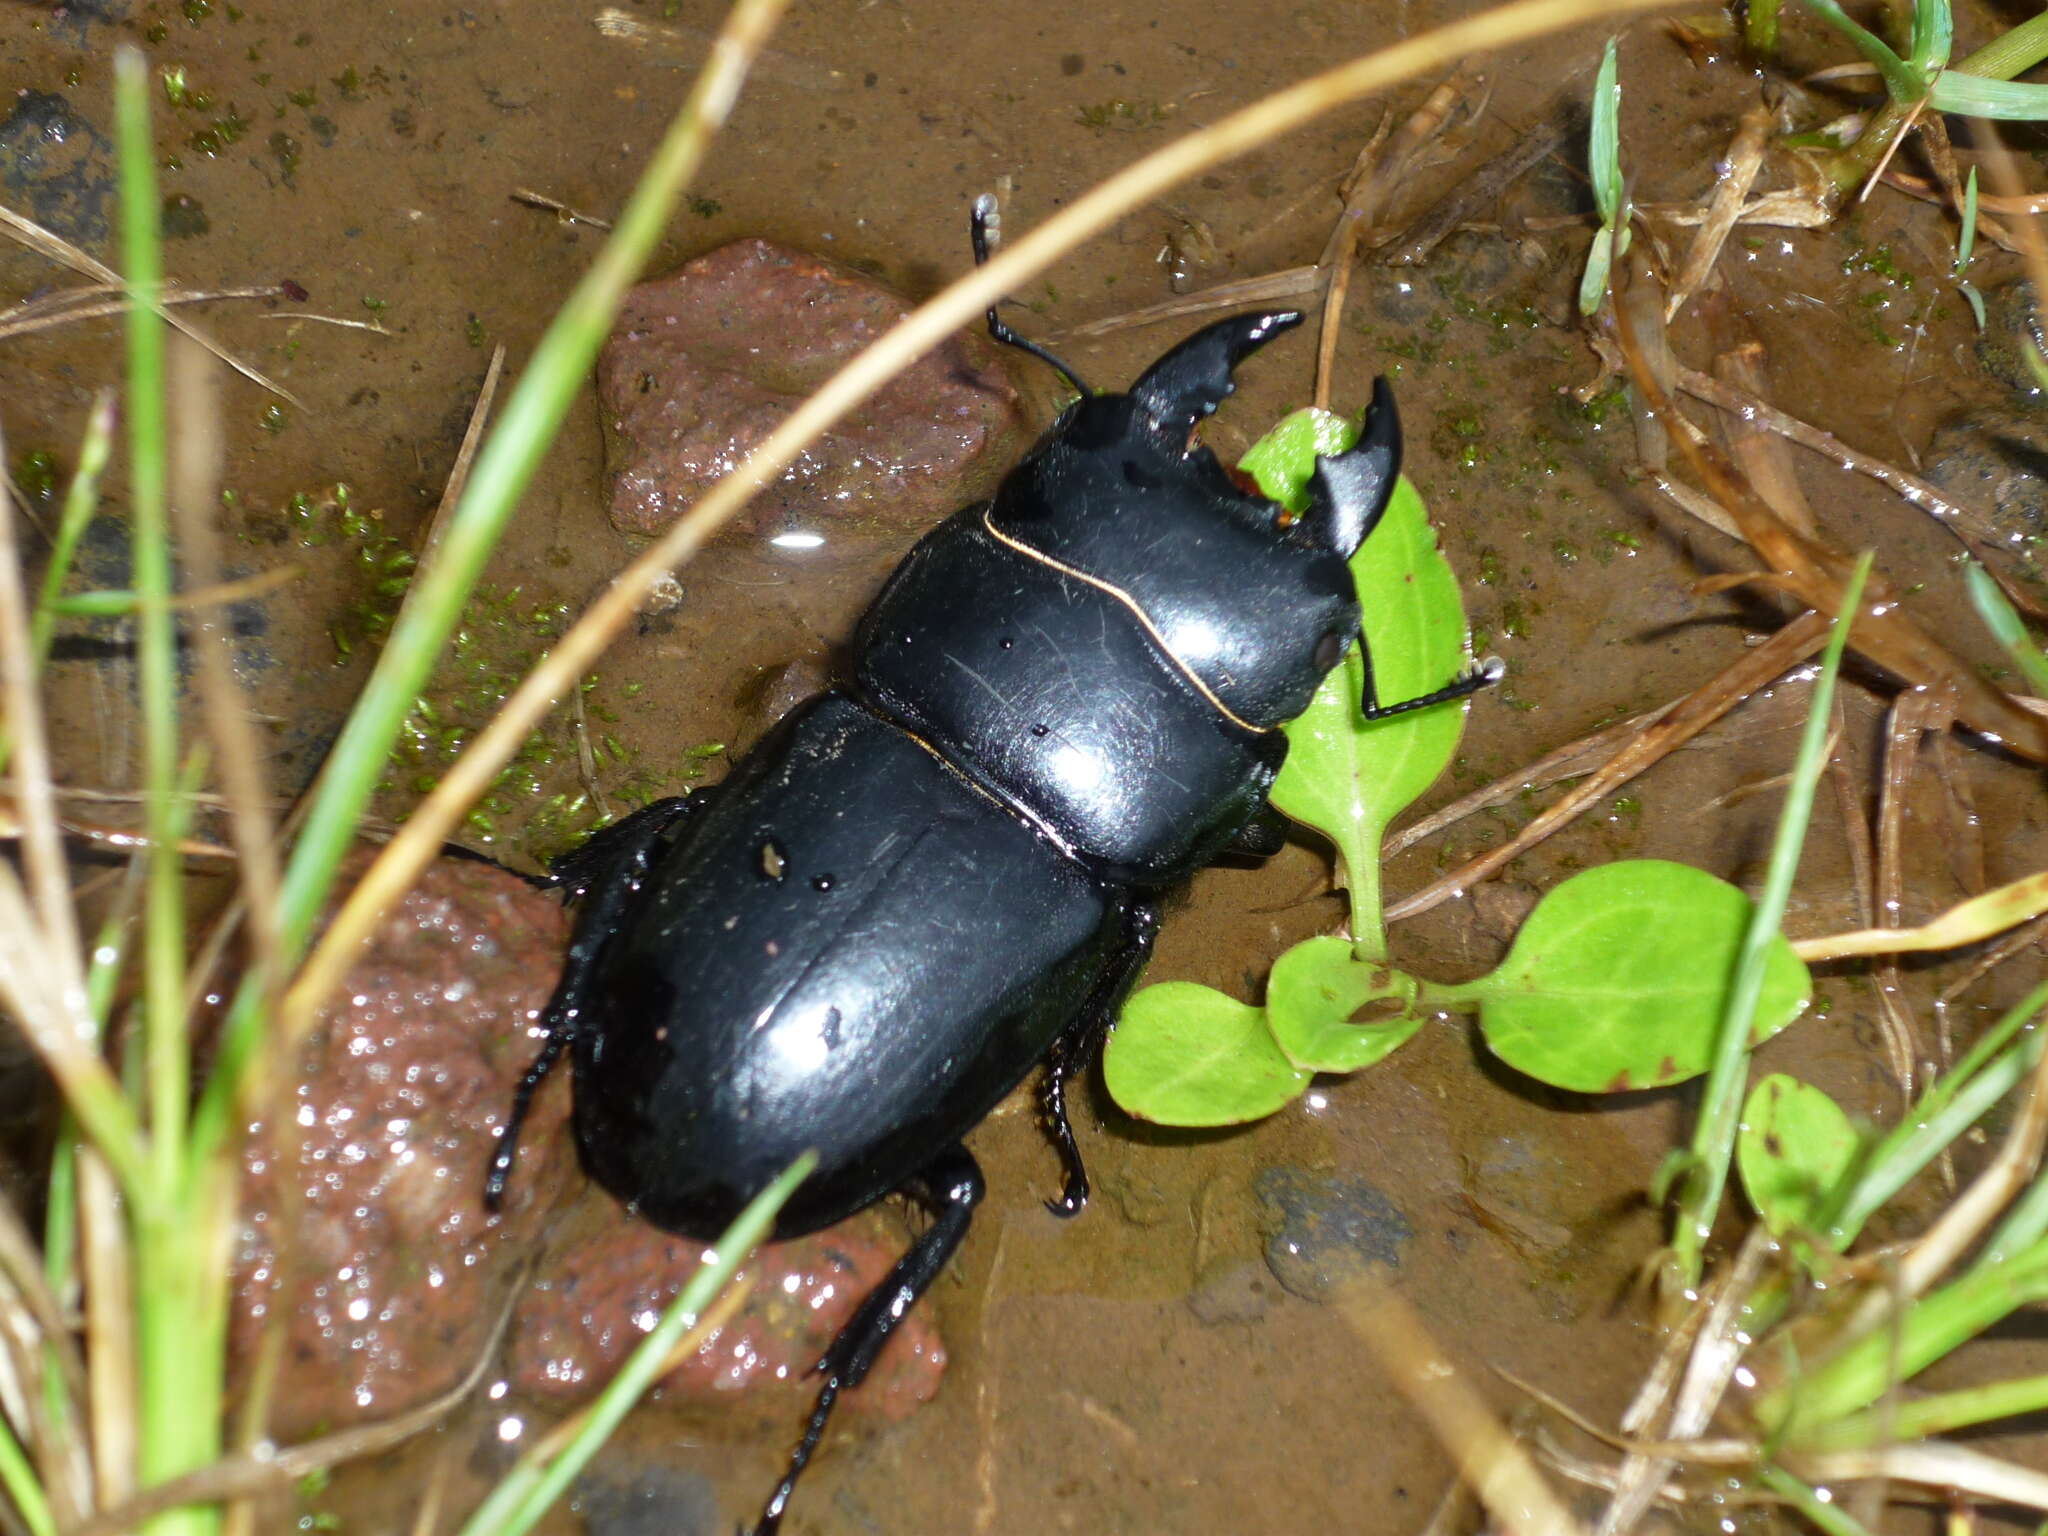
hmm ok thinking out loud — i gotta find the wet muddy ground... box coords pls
[7,0,2048,1531]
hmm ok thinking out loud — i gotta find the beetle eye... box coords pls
[1314,630,1349,673]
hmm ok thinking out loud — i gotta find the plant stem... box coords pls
[1761,1235,2048,1438]
[1670,556,1870,1290]
[1757,1465,1873,1536]
[131,1205,226,1536]
[1745,0,1781,56]
[113,46,187,1195]
[0,1410,55,1536]
[1798,1370,2048,1450]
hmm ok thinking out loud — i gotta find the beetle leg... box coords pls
[1218,800,1289,861]
[1357,638,1508,723]
[751,1144,986,1536]
[481,793,709,1211]
[1041,898,1161,1218]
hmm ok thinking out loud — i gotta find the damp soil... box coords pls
[8,0,2048,1533]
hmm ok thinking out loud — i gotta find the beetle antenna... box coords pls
[971,193,1092,398]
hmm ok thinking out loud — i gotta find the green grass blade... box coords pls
[1928,71,2048,120]
[1953,8,2048,81]
[1757,1465,1875,1536]
[1799,1370,2048,1450]
[1670,555,1871,1287]
[1966,563,2048,695]
[1800,0,1922,100]
[455,1153,816,1536]
[0,1409,55,1536]
[29,391,113,667]
[1957,166,1979,273]
[1825,1015,2044,1245]
[114,45,189,1192]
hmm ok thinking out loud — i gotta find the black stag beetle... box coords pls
[485,195,1501,1533]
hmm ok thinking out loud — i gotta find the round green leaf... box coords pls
[1266,935,1425,1073]
[1104,981,1309,1125]
[1472,860,1811,1093]
[1738,1074,1859,1235]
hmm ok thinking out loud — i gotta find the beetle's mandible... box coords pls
[484,197,1500,1533]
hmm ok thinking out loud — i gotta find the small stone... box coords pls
[596,239,1027,543]
[573,1463,721,1536]
[1186,1259,1272,1325]
[1255,1166,1414,1303]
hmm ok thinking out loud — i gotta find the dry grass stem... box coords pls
[1059,265,1325,340]
[1671,365,2027,592]
[1387,611,1829,923]
[0,284,288,343]
[78,1150,132,1510]
[1384,701,1678,858]
[1378,90,1576,267]
[289,0,1689,1048]
[1598,1228,1774,1536]
[1314,68,1481,407]
[1617,280,2048,761]
[1650,472,1745,541]
[1338,1282,1589,1536]
[415,345,506,578]
[1795,868,2048,961]
[0,204,301,406]
[510,189,615,231]
[1792,1444,2048,1512]
[0,417,86,971]
[1665,107,1769,322]
[168,336,284,969]
[1713,341,1817,537]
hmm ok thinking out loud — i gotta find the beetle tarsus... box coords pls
[750,1144,985,1536]
[970,194,1092,398]
[1358,650,1506,723]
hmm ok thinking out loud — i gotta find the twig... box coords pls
[0,205,301,406]
[1670,366,2034,603]
[1665,107,1769,322]
[1338,1281,1590,1536]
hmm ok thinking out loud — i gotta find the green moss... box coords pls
[1075,98,1166,130]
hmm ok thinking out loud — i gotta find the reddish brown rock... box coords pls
[231,854,575,1439]
[509,1186,945,1428]
[229,850,948,1444]
[596,238,1026,540]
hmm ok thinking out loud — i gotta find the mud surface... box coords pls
[10,0,2048,1533]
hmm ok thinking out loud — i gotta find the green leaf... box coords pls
[1103,982,1310,1125]
[1589,37,1623,226]
[1236,405,1361,513]
[1578,224,1614,318]
[1258,450,1471,954]
[1464,860,1811,1093]
[1929,69,2048,120]
[1265,935,1425,1072]
[1738,1075,1860,1234]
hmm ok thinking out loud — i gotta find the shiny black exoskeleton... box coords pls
[486,200,1498,1533]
